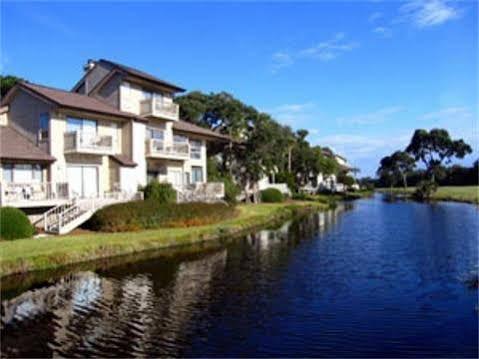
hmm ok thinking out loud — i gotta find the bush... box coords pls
[85,201,237,232]
[0,207,34,240]
[223,175,241,204]
[143,181,177,204]
[260,188,284,203]
[276,171,298,193]
[413,180,438,201]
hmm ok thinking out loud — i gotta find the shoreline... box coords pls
[0,201,327,278]
[376,186,478,205]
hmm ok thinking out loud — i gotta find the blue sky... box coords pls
[1,1,477,176]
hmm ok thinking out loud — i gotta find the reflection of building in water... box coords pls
[2,250,227,357]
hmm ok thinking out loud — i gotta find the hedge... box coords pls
[0,207,34,240]
[260,188,284,203]
[85,201,237,232]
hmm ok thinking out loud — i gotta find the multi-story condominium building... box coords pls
[0,59,228,233]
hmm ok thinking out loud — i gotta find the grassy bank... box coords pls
[377,186,478,204]
[0,201,327,277]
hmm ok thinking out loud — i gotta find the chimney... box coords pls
[83,59,95,72]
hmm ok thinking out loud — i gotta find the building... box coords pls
[0,59,229,233]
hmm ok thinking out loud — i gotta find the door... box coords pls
[67,165,98,198]
[168,169,183,188]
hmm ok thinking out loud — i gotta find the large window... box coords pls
[2,164,43,183]
[39,113,49,141]
[66,117,97,134]
[190,140,202,159]
[191,166,203,184]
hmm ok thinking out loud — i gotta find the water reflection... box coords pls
[2,199,477,357]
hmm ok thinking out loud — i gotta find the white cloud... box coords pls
[270,33,359,72]
[298,33,359,62]
[271,52,294,73]
[373,26,393,38]
[420,106,473,122]
[268,102,317,125]
[399,0,461,28]
[337,106,403,125]
[369,12,383,22]
[314,133,410,161]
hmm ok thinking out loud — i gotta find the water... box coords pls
[1,195,478,357]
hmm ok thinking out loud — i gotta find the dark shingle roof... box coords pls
[9,82,146,122]
[110,154,137,167]
[0,126,55,162]
[99,59,186,92]
[173,121,231,141]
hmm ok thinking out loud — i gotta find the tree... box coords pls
[377,151,416,189]
[406,129,472,183]
[0,75,22,98]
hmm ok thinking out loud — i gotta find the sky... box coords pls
[1,0,477,176]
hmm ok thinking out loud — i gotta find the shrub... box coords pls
[143,181,177,204]
[0,207,34,240]
[413,180,438,201]
[223,175,241,204]
[85,201,237,232]
[260,188,284,203]
[276,171,298,193]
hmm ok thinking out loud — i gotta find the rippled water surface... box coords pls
[2,196,478,357]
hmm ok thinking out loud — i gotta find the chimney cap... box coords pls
[83,59,95,72]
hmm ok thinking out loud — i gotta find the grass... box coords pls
[377,186,478,204]
[0,201,327,277]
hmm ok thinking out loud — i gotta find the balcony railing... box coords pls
[64,131,114,154]
[146,139,189,159]
[140,98,179,121]
[0,182,69,207]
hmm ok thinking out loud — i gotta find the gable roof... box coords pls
[3,82,146,122]
[0,126,55,162]
[173,120,231,141]
[98,59,186,93]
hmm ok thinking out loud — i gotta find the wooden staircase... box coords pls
[42,192,143,235]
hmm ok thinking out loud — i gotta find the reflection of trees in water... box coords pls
[2,250,227,357]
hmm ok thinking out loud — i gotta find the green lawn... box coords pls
[378,186,478,204]
[0,201,327,277]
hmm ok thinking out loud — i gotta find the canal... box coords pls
[1,195,478,357]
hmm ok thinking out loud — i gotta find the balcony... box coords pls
[140,98,179,121]
[146,139,189,160]
[0,182,69,208]
[64,131,114,155]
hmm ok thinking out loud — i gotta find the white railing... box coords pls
[140,98,179,120]
[176,182,225,203]
[43,199,78,232]
[0,182,69,206]
[64,131,114,154]
[146,139,189,159]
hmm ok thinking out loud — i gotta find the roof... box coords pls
[0,126,55,162]
[4,82,146,123]
[173,120,231,141]
[98,59,186,93]
[110,154,137,167]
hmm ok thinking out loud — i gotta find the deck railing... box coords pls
[146,139,189,159]
[64,131,114,154]
[140,98,179,120]
[0,182,69,205]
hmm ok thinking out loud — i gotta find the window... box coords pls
[173,134,188,143]
[147,126,165,140]
[39,113,49,141]
[67,117,97,134]
[190,140,202,159]
[2,164,13,182]
[191,166,203,183]
[32,165,42,182]
[142,90,153,100]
